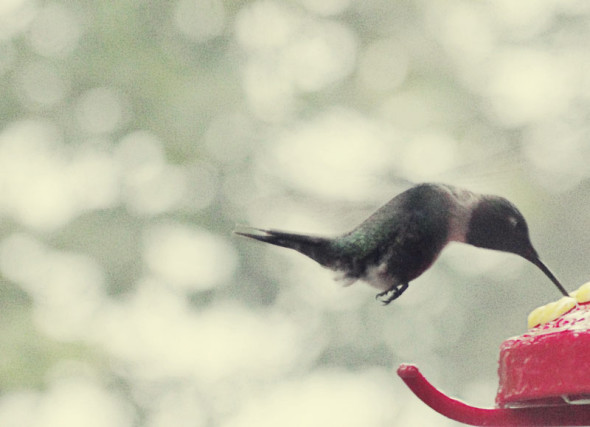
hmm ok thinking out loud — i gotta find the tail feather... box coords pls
[234,226,335,267]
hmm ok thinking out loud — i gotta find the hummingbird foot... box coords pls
[375,282,409,305]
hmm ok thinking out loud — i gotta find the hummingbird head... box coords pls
[466,196,536,259]
[466,196,569,297]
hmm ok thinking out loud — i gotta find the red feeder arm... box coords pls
[397,364,590,426]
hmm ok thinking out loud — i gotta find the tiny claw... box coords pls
[375,283,409,305]
[375,293,392,306]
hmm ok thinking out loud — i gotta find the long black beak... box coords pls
[529,256,569,298]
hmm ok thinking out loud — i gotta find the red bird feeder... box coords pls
[398,283,590,426]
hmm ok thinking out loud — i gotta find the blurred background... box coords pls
[1,0,590,425]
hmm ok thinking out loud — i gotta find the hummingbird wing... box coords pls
[336,184,454,286]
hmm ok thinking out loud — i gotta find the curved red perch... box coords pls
[397,364,590,426]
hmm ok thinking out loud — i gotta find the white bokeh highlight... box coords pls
[236,1,357,121]
[0,233,106,341]
[144,223,237,292]
[0,120,119,230]
[95,282,306,385]
[268,108,398,200]
[0,377,134,427]
[224,370,398,427]
[28,3,81,57]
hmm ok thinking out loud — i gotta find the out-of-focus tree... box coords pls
[1,1,590,426]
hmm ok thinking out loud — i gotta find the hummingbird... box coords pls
[235,183,568,304]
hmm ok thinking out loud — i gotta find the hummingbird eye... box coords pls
[508,216,518,228]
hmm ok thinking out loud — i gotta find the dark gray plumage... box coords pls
[235,183,568,304]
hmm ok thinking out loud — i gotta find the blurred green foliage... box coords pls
[1,1,590,426]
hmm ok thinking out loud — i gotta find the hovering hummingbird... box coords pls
[235,183,568,304]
